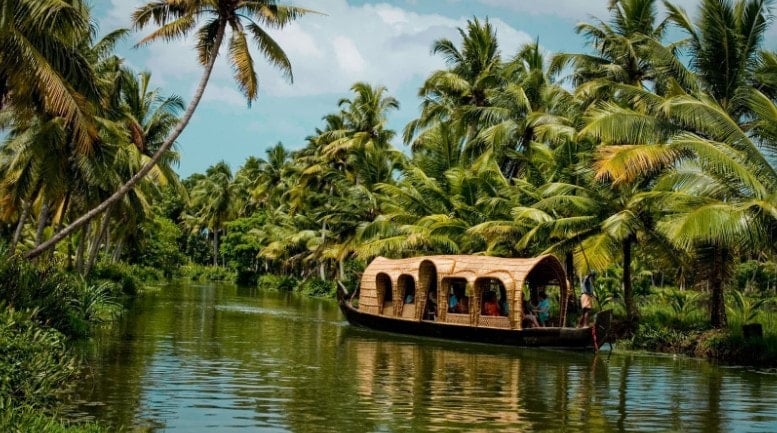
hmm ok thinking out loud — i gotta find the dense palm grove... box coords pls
[3,0,777,429]
[4,0,777,326]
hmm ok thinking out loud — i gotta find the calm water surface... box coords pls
[65,281,777,432]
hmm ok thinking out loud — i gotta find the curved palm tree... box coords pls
[26,0,315,258]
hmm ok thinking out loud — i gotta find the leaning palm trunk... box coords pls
[25,22,227,259]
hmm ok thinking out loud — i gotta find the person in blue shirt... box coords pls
[535,290,550,326]
[448,290,458,313]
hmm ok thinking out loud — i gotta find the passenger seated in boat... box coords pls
[448,291,458,313]
[522,300,540,328]
[482,291,501,316]
[455,295,469,314]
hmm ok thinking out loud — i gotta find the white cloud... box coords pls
[333,36,366,76]
[477,0,609,22]
[476,0,703,23]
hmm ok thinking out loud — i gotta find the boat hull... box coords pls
[337,285,607,350]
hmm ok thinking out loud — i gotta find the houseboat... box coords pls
[337,254,611,350]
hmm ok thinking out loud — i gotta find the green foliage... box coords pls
[222,215,268,284]
[0,253,129,339]
[126,216,186,277]
[639,288,708,330]
[257,274,298,292]
[627,322,696,353]
[691,330,776,364]
[0,306,78,407]
[182,233,213,266]
[726,289,770,326]
[0,255,87,338]
[299,278,336,298]
[620,287,777,365]
[586,272,627,318]
[90,262,150,297]
[734,260,777,293]
[178,263,235,282]
[0,402,109,433]
[70,282,121,325]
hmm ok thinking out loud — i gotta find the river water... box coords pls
[65,281,777,432]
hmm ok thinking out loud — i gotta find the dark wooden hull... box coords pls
[337,284,609,350]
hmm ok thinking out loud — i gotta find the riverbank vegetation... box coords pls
[2,9,777,432]
[0,253,126,432]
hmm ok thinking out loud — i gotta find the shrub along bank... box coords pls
[601,287,777,366]
[0,254,133,433]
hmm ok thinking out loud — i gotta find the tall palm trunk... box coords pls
[84,204,112,276]
[622,235,638,323]
[709,244,729,328]
[54,192,71,235]
[212,227,219,266]
[565,251,575,288]
[35,202,50,246]
[9,201,30,255]
[25,20,228,259]
[75,225,89,274]
[320,221,327,279]
[111,238,124,263]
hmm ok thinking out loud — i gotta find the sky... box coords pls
[90,0,771,178]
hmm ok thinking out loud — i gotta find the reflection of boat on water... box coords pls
[337,255,611,350]
[336,326,611,430]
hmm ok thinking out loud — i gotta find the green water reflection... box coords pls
[66,281,777,432]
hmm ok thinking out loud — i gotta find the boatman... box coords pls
[578,272,596,327]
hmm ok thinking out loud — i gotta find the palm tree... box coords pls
[0,0,100,152]
[83,69,185,275]
[189,161,235,266]
[316,82,400,186]
[588,0,777,327]
[551,0,667,91]
[25,0,315,259]
[665,0,773,118]
[251,142,295,210]
[588,82,777,327]
[404,18,503,159]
